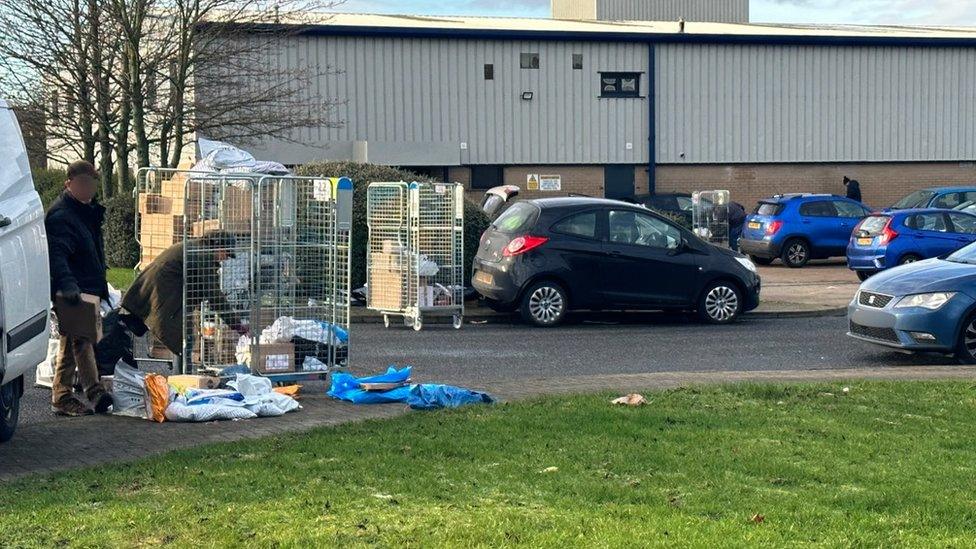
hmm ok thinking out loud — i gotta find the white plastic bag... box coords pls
[164,397,257,422]
[112,362,148,419]
[228,374,273,397]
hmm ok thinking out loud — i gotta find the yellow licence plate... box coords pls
[474,271,493,286]
[857,237,873,246]
[748,221,761,230]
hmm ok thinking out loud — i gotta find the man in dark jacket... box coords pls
[728,201,747,251]
[107,232,247,368]
[45,160,113,416]
[844,176,863,202]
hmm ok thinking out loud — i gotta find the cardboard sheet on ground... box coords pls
[328,366,494,409]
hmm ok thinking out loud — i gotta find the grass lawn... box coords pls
[107,268,137,291]
[3,381,976,546]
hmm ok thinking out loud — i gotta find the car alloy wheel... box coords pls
[787,243,807,265]
[962,318,976,363]
[704,285,739,323]
[528,286,564,325]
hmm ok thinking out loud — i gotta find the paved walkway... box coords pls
[3,363,973,482]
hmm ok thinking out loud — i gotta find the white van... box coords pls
[0,99,51,442]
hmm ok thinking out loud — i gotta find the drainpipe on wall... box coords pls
[647,42,656,195]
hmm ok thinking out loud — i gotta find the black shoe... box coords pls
[89,390,114,414]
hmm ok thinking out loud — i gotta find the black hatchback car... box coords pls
[472,198,761,327]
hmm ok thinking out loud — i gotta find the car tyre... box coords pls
[0,379,21,443]
[750,255,774,266]
[781,239,810,268]
[856,271,873,282]
[899,254,922,266]
[697,281,743,324]
[956,313,976,365]
[520,280,568,327]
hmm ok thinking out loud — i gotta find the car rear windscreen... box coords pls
[492,202,539,233]
[858,215,890,236]
[754,202,784,216]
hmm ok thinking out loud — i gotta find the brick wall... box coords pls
[452,162,976,209]
[656,162,976,210]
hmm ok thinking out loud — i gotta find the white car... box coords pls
[0,99,51,442]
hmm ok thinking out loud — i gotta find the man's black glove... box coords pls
[58,287,82,306]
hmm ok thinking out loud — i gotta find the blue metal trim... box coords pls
[211,22,976,48]
[337,176,353,190]
[647,43,656,195]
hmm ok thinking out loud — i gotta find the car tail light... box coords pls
[879,220,899,245]
[765,220,783,236]
[504,235,548,257]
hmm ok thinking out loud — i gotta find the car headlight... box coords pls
[894,292,956,310]
[735,256,757,273]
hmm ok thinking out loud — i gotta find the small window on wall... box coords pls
[470,165,504,190]
[600,72,641,98]
[484,64,494,80]
[520,52,540,69]
[572,54,583,70]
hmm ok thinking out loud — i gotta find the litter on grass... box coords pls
[328,366,494,410]
[612,394,648,407]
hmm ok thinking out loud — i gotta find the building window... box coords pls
[572,54,583,70]
[484,64,494,80]
[470,165,504,190]
[520,52,540,69]
[600,72,641,98]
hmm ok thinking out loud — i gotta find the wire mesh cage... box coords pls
[367,181,464,330]
[692,190,731,248]
[136,168,353,381]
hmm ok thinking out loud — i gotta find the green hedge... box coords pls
[34,168,67,209]
[295,162,490,289]
[102,195,139,269]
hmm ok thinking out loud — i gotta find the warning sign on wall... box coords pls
[526,174,540,190]
[540,175,561,192]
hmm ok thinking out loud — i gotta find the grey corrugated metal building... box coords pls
[234,3,976,208]
[553,0,749,23]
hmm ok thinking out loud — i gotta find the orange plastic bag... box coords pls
[273,385,302,399]
[145,373,170,423]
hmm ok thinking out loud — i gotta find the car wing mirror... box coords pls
[667,238,688,256]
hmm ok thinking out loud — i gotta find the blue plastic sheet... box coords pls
[328,366,494,410]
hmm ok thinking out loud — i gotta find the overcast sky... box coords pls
[335,0,976,25]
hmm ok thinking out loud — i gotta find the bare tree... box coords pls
[0,0,345,189]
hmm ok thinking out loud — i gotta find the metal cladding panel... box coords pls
[597,0,749,23]
[246,35,649,165]
[656,43,976,163]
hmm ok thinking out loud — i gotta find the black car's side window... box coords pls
[552,212,598,239]
[608,210,681,250]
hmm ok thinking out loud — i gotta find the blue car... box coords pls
[739,194,872,268]
[848,244,976,363]
[890,186,976,210]
[847,209,976,281]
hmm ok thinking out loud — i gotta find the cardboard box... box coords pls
[189,219,221,237]
[369,268,406,311]
[370,251,405,272]
[55,293,102,342]
[138,194,173,215]
[252,343,295,374]
[168,374,221,391]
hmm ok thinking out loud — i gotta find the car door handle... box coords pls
[606,250,622,257]
[0,216,10,228]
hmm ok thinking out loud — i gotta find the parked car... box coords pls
[0,99,51,442]
[848,243,976,363]
[739,194,873,268]
[889,186,976,211]
[847,209,976,281]
[471,197,761,327]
